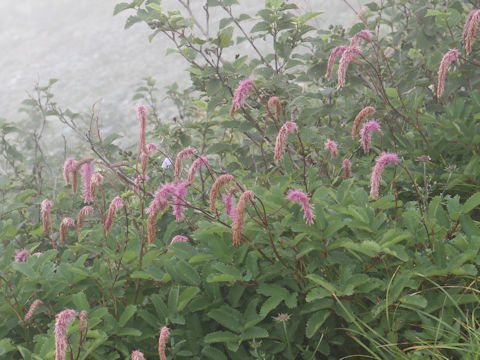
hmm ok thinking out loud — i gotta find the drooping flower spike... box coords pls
[360,120,382,153]
[131,351,145,360]
[81,161,94,203]
[286,189,314,225]
[352,106,376,138]
[77,206,94,230]
[173,181,188,222]
[147,183,178,244]
[59,218,75,244]
[90,173,103,198]
[342,159,351,179]
[267,96,282,117]
[232,190,254,245]
[437,49,460,98]
[337,46,361,90]
[370,153,400,199]
[187,156,209,184]
[78,310,88,333]
[41,199,52,234]
[174,147,195,181]
[158,326,170,360]
[222,186,239,221]
[24,299,43,322]
[326,46,347,80]
[350,29,373,46]
[55,309,77,360]
[209,174,235,213]
[325,140,338,158]
[63,158,76,185]
[230,78,254,117]
[104,197,124,234]
[464,10,480,55]
[274,121,298,164]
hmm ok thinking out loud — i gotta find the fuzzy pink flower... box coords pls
[145,143,157,155]
[131,351,145,360]
[63,158,76,184]
[59,218,75,244]
[41,199,52,234]
[326,46,347,80]
[77,206,94,230]
[158,326,170,360]
[174,147,195,181]
[463,10,477,42]
[383,47,394,57]
[222,190,237,221]
[187,156,209,184]
[267,96,282,117]
[286,189,314,225]
[352,106,376,138]
[209,174,235,213]
[104,197,124,234]
[170,235,188,245]
[15,248,30,263]
[342,159,352,179]
[90,173,103,198]
[232,190,254,245]
[325,140,338,158]
[370,153,400,199]
[437,49,460,98]
[78,310,88,333]
[81,161,94,203]
[274,121,299,164]
[55,309,77,360]
[147,183,177,215]
[137,105,148,153]
[360,120,382,153]
[337,46,361,90]
[173,181,188,222]
[465,10,480,54]
[24,299,43,322]
[350,29,373,46]
[230,78,254,117]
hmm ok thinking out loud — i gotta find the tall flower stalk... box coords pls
[370,153,400,199]
[274,122,298,164]
[437,49,460,97]
[232,190,254,245]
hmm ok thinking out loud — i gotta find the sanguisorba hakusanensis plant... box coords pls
[3,1,480,359]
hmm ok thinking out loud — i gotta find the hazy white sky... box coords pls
[0,0,365,131]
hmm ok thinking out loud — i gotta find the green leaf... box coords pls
[118,305,137,327]
[178,287,200,311]
[116,328,142,336]
[208,305,242,333]
[205,331,239,343]
[113,2,134,15]
[72,292,90,311]
[241,326,268,340]
[307,274,336,293]
[400,294,427,308]
[306,310,331,338]
[463,192,480,214]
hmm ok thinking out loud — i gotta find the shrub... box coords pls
[1,0,480,359]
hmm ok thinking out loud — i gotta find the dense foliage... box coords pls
[1,0,480,359]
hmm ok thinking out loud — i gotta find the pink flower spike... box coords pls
[81,162,94,204]
[465,10,480,54]
[55,309,77,360]
[437,49,460,98]
[59,218,75,244]
[222,192,237,221]
[41,199,52,234]
[342,159,351,179]
[131,351,145,360]
[286,189,314,225]
[147,183,177,215]
[174,147,195,181]
[360,120,382,153]
[137,105,148,152]
[326,46,347,79]
[325,140,338,158]
[104,197,124,234]
[145,143,157,155]
[78,310,88,333]
[350,29,373,46]
[370,153,400,200]
[15,248,30,263]
[170,235,188,245]
[158,326,170,360]
[24,299,43,322]
[63,158,76,184]
[173,181,188,222]
[274,121,299,164]
[337,46,361,90]
[187,156,209,184]
[267,96,282,117]
[230,78,254,117]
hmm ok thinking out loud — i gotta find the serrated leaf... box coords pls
[118,305,137,327]
[260,296,283,318]
[178,287,200,311]
[205,331,239,343]
[306,311,331,338]
[463,192,480,214]
[208,305,242,333]
[241,326,268,340]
